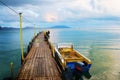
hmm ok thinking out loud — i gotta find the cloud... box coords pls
[89,0,120,16]
[0,0,120,28]
[45,13,58,22]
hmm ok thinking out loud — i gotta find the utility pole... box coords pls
[19,13,24,61]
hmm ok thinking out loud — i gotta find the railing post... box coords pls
[10,62,14,80]
[34,24,36,37]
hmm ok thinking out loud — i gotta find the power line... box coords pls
[23,16,33,24]
[0,0,34,24]
[0,0,18,15]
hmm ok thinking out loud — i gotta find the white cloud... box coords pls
[44,13,59,22]
[86,0,120,16]
[99,0,120,16]
[0,0,120,28]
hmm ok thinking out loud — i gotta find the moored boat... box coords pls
[54,43,92,80]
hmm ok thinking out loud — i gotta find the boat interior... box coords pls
[58,47,91,64]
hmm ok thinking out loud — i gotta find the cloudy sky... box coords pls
[0,0,120,28]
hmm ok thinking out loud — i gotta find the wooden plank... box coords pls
[17,32,62,80]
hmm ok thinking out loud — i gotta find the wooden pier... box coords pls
[17,32,62,80]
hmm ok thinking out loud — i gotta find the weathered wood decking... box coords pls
[17,32,62,80]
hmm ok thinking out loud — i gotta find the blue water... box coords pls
[0,28,120,80]
[0,29,36,80]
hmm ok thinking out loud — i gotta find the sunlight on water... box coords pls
[49,28,120,80]
[0,28,120,80]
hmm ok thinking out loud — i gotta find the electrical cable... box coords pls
[0,0,34,24]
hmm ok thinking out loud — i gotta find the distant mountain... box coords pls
[51,25,70,29]
[0,26,19,30]
[0,26,2,30]
[0,25,70,30]
[0,26,34,30]
[23,27,34,29]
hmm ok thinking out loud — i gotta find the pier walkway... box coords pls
[17,32,62,80]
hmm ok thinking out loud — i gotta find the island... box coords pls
[50,25,70,29]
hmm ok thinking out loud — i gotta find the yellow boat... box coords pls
[54,43,92,79]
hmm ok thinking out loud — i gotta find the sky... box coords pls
[0,0,120,28]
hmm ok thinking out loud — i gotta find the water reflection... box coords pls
[49,29,120,80]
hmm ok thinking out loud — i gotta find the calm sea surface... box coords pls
[0,28,120,80]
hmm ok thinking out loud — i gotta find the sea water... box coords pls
[0,28,120,80]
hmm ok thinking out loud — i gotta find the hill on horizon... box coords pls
[0,25,71,30]
[51,25,70,28]
[0,26,34,30]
